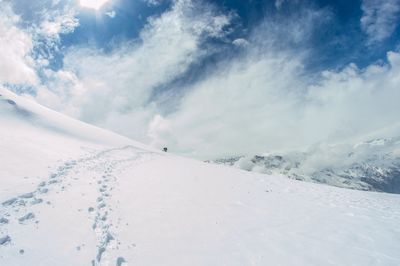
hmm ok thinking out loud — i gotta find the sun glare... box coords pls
[79,0,109,10]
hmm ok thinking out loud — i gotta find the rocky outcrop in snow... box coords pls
[210,138,400,193]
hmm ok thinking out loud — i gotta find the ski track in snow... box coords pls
[0,145,155,265]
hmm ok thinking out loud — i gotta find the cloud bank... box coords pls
[149,45,400,158]
[1,0,400,159]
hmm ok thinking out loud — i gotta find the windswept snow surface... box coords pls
[1,87,400,265]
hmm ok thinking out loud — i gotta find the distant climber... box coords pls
[163,147,168,152]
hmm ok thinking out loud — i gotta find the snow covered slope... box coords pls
[0,87,152,200]
[1,87,400,265]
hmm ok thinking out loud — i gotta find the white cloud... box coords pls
[7,0,80,70]
[0,0,79,87]
[39,10,79,37]
[144,9,400,159]
[304,52,400,140]
[0,3,38,86]
[232,38,249,47]
[148,50,307,158]
[35,0,232,141]
[9,0,79,38]
[361,0,400,44]
[105,10,116,18]
[147,49,400,159]
[145,0,164,6]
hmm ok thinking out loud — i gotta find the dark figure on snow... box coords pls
[163,147,168,152]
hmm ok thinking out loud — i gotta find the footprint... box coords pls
[39,188,49,194]
[2,198,17,206]
[48,180,59,185]
[0,235,11,245]
[116,257,126,266]
[50,173,57,179]
[96,247,106,262]
[0,217,9,224]
[31,198,43,205]
[18,212,35,223]
[20,192,34,199]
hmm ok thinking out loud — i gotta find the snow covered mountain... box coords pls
[209,138,400,193]
[1,87,400,265]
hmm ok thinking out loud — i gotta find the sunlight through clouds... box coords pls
[79,0,110,10]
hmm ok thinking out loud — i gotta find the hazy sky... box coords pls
[1,0,400,158]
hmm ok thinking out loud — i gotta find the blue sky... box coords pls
[1,0,400,158]
[59,0,400,69]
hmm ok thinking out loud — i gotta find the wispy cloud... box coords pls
[6,0,79,72]
[0,0,80,87]
[275,0,285,10]
[361,0,400,44]
[35,0,232,141]
[145,0,164,6]
[39,9,79,37]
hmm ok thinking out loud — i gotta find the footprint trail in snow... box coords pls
[0,145,155,265]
